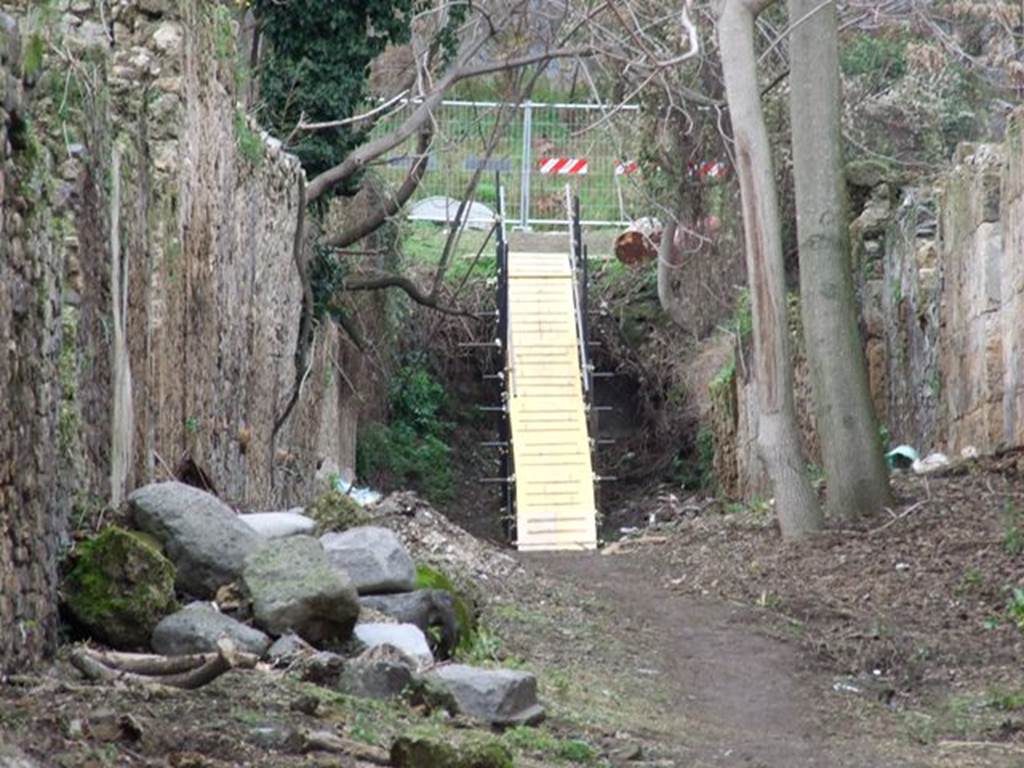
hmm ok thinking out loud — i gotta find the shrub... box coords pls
[357,363,453,502]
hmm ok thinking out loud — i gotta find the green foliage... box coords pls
[841,33,907,86]
[310,246,348,322]
[253,0,416,184]
[211,5,236,60]
[502,727,596,764]
[234,110,264,165]
[1006,587,1024,632]
[23,33,44,78]
[987,689,1024,712]
[357,362,453,501]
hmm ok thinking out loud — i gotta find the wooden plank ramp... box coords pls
[506,251,597,551]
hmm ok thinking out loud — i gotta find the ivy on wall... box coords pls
[253,0,416,185]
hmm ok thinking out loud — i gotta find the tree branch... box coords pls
[303,45,593,204]
[344,272,476,318]
[324,126,433,249]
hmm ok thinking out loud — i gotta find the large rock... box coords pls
[353,623,433,669]
[320,526,415,594]
[359,590,459,657]
[424,664,545,726]
[128,482,261,597]
[239,511,315,539]
[241,535,360,644]
[340,652,414,700]
[151,602,270,656]
[63,526,177,649]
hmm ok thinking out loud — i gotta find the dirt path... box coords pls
[522,551,914,768]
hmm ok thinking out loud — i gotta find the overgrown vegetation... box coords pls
[357,360,453,502]
[253,0,417,184]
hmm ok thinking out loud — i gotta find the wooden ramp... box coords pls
[506,251,598,551]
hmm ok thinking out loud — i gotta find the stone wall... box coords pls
[0,0,355,670]
[713,109,1024,500]
[16,0,353,515]
[0,11,66,670]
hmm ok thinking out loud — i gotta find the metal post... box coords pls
[518,101,533,230]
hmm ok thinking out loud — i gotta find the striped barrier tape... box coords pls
[538,157,589,175]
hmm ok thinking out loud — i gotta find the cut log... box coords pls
[614,218,661,265]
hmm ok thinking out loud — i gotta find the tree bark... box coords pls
[718,0,822,538]
[787,0,892,521]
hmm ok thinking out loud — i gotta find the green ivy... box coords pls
[253,0,417,184]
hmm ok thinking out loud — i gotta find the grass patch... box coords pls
[503,726,598,764]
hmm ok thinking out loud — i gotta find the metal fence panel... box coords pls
[367,99,645,227]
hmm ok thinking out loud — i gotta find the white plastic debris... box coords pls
[960,445,980,460]
[911,452,950,475]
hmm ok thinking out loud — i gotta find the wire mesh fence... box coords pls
[368,99,646,227]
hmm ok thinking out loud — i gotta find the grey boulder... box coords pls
[265,632,314,664]
[424,664,545,726]
[151,602,270,656]
[241,535,360,644]
[353,623,433,669]
[128,481,261,597]
[340,656,414,700]
[239,510,315,539]
[320,526,415,594]
[359,590,459,657]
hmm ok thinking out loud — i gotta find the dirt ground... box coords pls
[2,457,1022,767]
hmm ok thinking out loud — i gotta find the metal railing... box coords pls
[369,99,643,228]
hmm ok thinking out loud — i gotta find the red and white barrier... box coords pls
[538,157,589,175]
[614,160,640,176]
[690,160,729,179]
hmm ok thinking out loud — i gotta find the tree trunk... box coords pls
[717,0,822,538]
[787,0,892,521]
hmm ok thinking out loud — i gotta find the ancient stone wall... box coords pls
[714,109,1024,500]
[0,11,66,671]
[18,0,351,515]
[0,0,355,669]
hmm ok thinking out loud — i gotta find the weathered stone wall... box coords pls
[0,11,66,670]
[714,109,1024,500]
[0,0,355,669]
[17,0,351,514]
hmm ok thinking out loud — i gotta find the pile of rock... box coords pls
[62,481,544,727]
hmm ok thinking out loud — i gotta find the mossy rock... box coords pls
[63,526,178,648]
[391,732,461,768]
[458,734,514,768]
[306,487,369,535]
[390,731,512,768]
[414,563,479,646]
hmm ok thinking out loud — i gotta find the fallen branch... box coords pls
[868,500,927,537]
[70,639,258,690]
[79,648,215,675]
[291,730,390,765]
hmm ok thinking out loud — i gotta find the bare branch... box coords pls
[324,126,433,249]
[344,271,476,318]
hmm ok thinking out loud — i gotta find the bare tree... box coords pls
[787,0,892,521]
[717,0,822,538]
